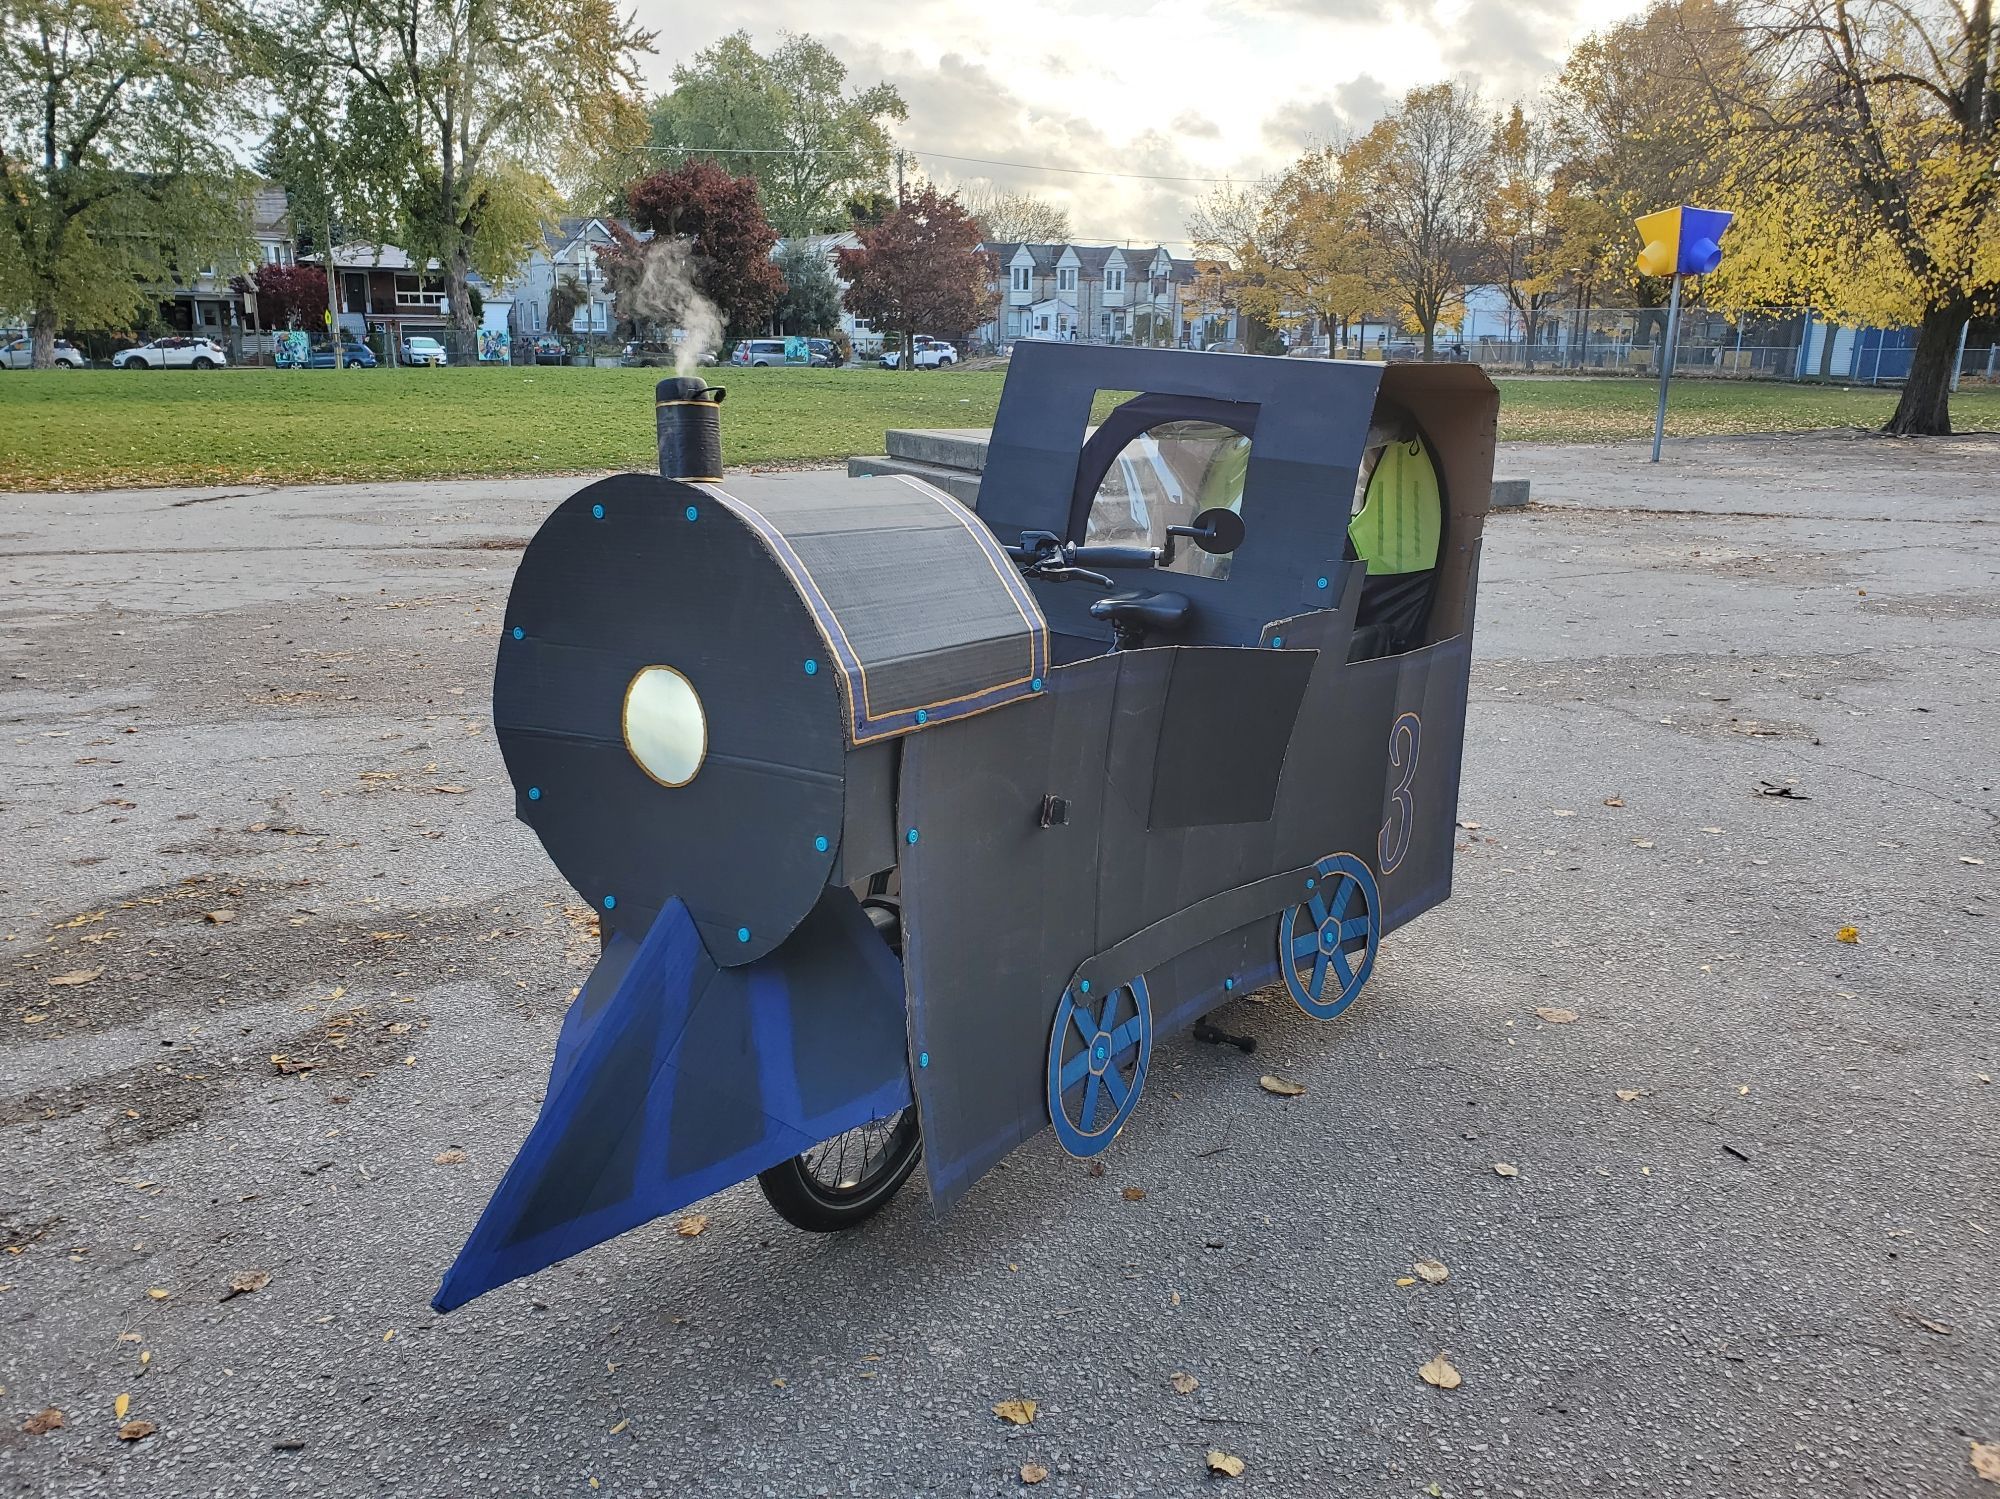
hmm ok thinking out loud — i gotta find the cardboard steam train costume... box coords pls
[433,344,1496,1311]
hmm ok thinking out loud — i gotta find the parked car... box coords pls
[732,338,811,367]
[527,336,570,366]
[401,335,448,367]
[1203,340,1247,355]
[0,336,86,369]
[807,337,840,368]
[880,337,958,370]
[112,336,227,370]
[305,339,377,369]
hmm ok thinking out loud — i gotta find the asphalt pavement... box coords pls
[1,430,1996,1497]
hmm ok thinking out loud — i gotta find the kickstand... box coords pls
[1192,1019,1256,1054]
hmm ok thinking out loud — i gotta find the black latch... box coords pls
[1038,795,1070,828]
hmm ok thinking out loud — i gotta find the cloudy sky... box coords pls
[629,0,1650,249]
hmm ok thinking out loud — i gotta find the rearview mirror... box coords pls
[1169,507,1245,556]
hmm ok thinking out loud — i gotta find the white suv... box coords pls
[112,336,227,369]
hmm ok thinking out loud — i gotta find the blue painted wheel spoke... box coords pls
[1330,945,1355,984]
[1061,1048,1093,1088]
[1098,991,1124,1036]
[1109,1015,1145,1052]
[1292,928,1320,960]
[1340,917,1371,942]
[1100,1065,1130,1109]
[1311,951,1330,995]
[1330,879,1355,920]
[1082,1071,1104,1131]
[1069,1007,1097,1047]
[1307,894,1329,926]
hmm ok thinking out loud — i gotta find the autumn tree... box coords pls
[964,188,1071,245]
[651,32,907,238]
[313,0,651,346]
[1486,104,1564,366]
[1347,83,1495,358]
[772,241,842,334]
[0,0,250,366]
[605,159,783,338]
[838,185,989,367]
[233,262,328,328]
[1708,0,1998,433]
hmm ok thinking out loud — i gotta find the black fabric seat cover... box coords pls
[1089,589,1191,631]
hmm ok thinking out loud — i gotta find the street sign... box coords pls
[1635,204,1734,461]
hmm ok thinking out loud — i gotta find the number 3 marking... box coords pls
[1379,712,1421,875]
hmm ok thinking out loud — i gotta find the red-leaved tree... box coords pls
[231,263,329,330]
[838,186,990,368]
[608,160,784,338]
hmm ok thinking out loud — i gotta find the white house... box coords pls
[979,242,1231,349]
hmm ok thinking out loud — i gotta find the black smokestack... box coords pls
[656,376,725,482]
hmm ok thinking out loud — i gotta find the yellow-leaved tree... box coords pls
[1708,0,1998,432]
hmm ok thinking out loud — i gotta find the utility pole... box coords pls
[895,149,909,207]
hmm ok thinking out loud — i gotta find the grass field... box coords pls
[2,364,1996,491]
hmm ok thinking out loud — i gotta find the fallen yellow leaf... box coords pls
[117,1419,156,1441]
[1170,1370,1198,1394]
[1122,1186,1146,1202]
[48,967,104,986]
[146,1287,170,1301]
[1395,1276,1417,1287]
[1836,925,1859,944]
[1206,1449,1245,1478]
[1020,1463,1049,1485]
[1493,1162,1519,1178]
[1418,1354,1462,1390]
[114,1393,129,1420]
[1414,1258,1449,1285]
[1615,1089,1642,1102]
[382,1328,395,1342]
[608,1419,628,1435]
[1534,1006,1578,1024]
[993,1398,1037,1426]
[434,1148,467,1165]
[676,1214,709,1238]
[202,909,235,925]
[1971,1440,2000,1482]
[1258,1074,1306,1097]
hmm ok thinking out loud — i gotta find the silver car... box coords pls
[0,336,86,369]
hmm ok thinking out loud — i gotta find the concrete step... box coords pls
[883,428,991,472]
[846,454,982,506]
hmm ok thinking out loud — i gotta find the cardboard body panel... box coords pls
[699,474,1048,745]
[433,889,911,1311]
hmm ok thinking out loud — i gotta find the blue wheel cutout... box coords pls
[1278,853,1381,1020]
[1047,975,1152,1157]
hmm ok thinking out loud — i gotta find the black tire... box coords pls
[124,358,148,370]
[191,356,215,369]
[756,1106,921,1232]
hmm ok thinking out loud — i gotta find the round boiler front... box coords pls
[494,471,845,964]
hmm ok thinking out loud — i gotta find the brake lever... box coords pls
[1038,564,1114,588]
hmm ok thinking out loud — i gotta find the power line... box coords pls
[649,142,1240,186]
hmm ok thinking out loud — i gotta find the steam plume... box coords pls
[620,236,724,376]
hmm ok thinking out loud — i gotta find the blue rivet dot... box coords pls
[814,835,828,853]
[1080,980,1090,993]
[603,895,616,910]
[804,658,818,676]
[906,827,919,845]
[1306,878,1316,890]
[1031,676,1044,692]
[915,708,928,724]
[1224,977,1235,990]
[1271,636,1284,648]
[684,505,698,522]
[1316,576,1329,589]
[737,927,750,943]
[919,1051,930,1068]
[527,786,541,801]
[511,626,524,640]
[592,503,604,519]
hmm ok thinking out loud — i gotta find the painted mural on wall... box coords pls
[479,328,512,363]
[274,331,311,368]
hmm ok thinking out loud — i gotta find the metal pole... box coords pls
[1950,317,1970,393]
[1650,272,1683,463]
